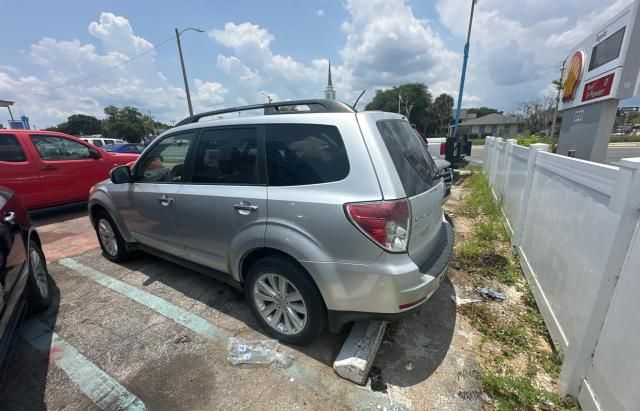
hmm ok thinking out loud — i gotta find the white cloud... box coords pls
[435,0,632,109]
[2,12,225,128]
[317,9,325,17]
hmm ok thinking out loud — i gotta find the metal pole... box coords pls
[7,106,14,120]
[398,92,401,114]
[452,0,477,138]
[551,60,566,139]
[176,28,194,117]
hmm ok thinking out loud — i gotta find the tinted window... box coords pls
[30,135,92,160]
[0,134,26,162]
[377,120,437,197]
[135,133,195,183]
[104,139,115,145]
[266,124,349,186]
[91,139,104,147]
[192,128,258,184]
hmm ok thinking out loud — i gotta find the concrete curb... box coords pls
[333,321,388,385]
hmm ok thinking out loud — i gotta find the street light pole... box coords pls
[175,27,203,117]
[452,0,478,138]
[259,91,273,103]
[550,60,567,139]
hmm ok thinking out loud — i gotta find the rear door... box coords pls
[0,132,43,209]
[376,120,445,266]
[29,134,110,205]
[177,126,266,273]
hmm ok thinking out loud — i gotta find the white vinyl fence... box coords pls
[483,137,640,410]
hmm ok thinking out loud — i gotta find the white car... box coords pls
[82,137,124,148]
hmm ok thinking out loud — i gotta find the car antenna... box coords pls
[352,89,366,109]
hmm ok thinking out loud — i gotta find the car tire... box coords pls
[245,256,325,345]
[95,211,130,262]
[26,239,52,313]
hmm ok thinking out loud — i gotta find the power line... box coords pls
[49,35,177,91]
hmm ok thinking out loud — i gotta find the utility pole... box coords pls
[452,0,478,138]
[551,60,566,139]
[398,92,402,114]
[175,27,204,117]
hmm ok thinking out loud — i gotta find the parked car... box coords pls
[0,130,140,210]
[81,137,124,147]
[88,99,454,345]
[0,187,52,379]
[432,156,453,197]
[102,143,145,154]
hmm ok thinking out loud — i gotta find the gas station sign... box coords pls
[560,1,640,110]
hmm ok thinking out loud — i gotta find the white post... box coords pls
[513,143,548,247]
[483,136,492,171]
[559,157,640,396]
[489,137,504,187]
[502,139,517,202]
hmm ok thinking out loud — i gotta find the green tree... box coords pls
[428,93,454,136]
[366,83,433,132]
[65,114,102,136]
[102,106,146,143]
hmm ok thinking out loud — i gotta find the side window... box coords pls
[266,124,349,186]
[30,135,92,161]
[0,134,26,162]
[135,133,195,183]
[104,139,115,145]
[91,139,104,147]
[191,128,258,184]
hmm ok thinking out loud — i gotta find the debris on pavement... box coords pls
[404,362,414,371]
[475,286,507,301]
[227,337,292,368]
[369,366,388,393]
[174,335,191,344]
[451,294,483,306]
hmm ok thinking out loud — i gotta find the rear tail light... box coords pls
[440,142,446,156]
[345,199,410,252]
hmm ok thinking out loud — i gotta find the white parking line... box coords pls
[59,257,407,411]
[21,318,146,411]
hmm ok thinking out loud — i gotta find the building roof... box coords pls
[0,99,15,108]
[458,113,520,126]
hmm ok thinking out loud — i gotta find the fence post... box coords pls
[489,137,503,187]
[502,139,517,200]
[483,136,492,171]
[513,143,548,247]
[559,157,640,396]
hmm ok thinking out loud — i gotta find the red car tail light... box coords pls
[440,142,446,156]
[345,199,410,252]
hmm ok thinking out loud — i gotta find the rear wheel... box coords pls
[95,211,130,262]
[27,240,51,313]
[246,257,325,345]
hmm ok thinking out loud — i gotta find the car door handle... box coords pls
[157,196,175,206]
[233,203,259,212]
[3,212,16,224]
[40,165,58,171]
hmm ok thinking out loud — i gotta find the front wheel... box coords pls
[95,212,130,262]
[27,240,52,313]
[245,257,326,345]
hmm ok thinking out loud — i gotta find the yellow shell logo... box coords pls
[563,50,584,102]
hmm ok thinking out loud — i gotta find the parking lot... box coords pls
[0,204,485,411]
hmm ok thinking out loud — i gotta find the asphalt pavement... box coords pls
[468,143,640,166]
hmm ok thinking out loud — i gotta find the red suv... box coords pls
[0,130,139,210]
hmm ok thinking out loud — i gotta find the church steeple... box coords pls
[324,59,336,100]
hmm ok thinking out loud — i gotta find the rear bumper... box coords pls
[305,219,454,332]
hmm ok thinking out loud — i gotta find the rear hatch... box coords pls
[376,119,445,267]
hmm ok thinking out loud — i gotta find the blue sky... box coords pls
[0,0,637,128]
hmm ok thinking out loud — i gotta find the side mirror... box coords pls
[110,165,132,184]
[88,148,101,159]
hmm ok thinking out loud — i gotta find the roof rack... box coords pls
[175,99,355,126]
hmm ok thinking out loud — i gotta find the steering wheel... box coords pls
[167,164,184,182]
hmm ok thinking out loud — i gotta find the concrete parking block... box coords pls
[333,320,388,385]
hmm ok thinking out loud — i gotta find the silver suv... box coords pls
[88,100,454,345]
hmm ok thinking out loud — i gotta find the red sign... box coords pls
[582,73,615,102]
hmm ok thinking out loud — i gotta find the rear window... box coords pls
[377,120,438,197]
[0,134,26,162]
[266,124,349,186]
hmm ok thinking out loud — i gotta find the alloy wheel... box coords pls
[253,273,308,335]
[29,246,48,298]
[98,219,118,257]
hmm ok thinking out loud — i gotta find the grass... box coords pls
[610,135,640,143]
[454,171,577,410]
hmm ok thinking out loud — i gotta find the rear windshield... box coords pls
[377,120,438,197]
